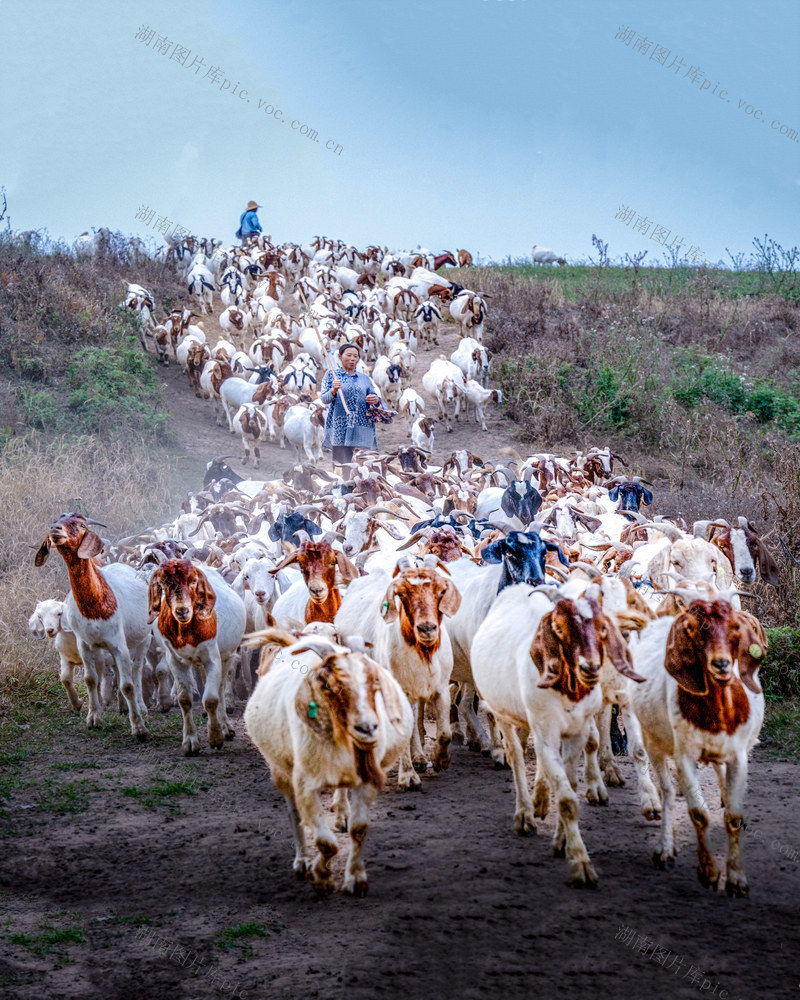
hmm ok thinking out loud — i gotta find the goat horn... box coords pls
[569,561,602,578]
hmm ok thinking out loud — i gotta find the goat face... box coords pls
[500,481,543,525]
[665,599,764,697]
[608,481,653,511]
[35,513,104,566]
[147,560,216,625]
[481,531,567,591]
[268,512,323,546]
[382,567,461,653]
[204,457,243,486]
[533,597,640,698]
[423,529,462,563]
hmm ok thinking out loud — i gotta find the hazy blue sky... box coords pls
[2,0,798,264]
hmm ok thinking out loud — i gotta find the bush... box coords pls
[762,628,800,699]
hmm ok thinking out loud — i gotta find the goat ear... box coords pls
[641,487,653,506]
[147,569,164,624]
[267,521,282,541]
[34,538,51,566]
[664,617,708,695]
[544,541,570,566]
[755,539,780,586]
[294,673,332,738]
[192,571,217,619]
[77,530,104,560]
[335,550,360,583]
[480,538,504,563]
[530,612,563,688]
[270,550,299,574]
[600,614,646,682]
[380,579,400,623]
[734,611,765,694]
[608,486,620,502]
[368,660,405,729]
[438,578,461,618]
[500,491,517,518]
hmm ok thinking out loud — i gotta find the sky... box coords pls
[2,0,798,265]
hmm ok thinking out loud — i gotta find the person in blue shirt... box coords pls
[236,201,262,245]
[320,343,381,476]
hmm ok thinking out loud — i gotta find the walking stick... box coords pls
[297,286,350,414]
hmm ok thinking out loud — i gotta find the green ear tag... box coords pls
[308,701,318,719]
[381,600,389,617]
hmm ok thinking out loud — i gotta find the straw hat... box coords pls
[246,201,261,211]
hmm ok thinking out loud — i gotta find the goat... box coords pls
[422,359,465,432]
[335,561,461,788]
[627,599,766,895]
[450,337,491,387]
[463,381,502,431]
[472,588,642,886]
[531,245,566,265]
[397,388,425,437]
[232,403,268,467]
[411,416,435,454]
[694,517,780,586]
[270,540,359,627]
[35,514,150,738]
[28,598,113,713]
[449,291,488,342]
[244,633,413,895]
[148,560,246,755]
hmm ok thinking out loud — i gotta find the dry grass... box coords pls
[0,435,175,707]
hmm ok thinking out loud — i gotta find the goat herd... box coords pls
[27,234,779,900]
[122,235,497,464]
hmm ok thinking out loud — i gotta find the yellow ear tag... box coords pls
[308,701,318,719]
[748,643,763,659]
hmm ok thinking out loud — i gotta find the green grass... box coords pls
[36,779,93,814]
[51,760,100,772]
[760,699,800,759]
[8,915,85,957]
[214,920,286,952]
[120,778,199,808]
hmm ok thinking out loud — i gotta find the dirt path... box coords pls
[0,706,797,1000]
[158,306,524,497]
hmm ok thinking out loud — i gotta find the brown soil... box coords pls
[0,710,797,1000]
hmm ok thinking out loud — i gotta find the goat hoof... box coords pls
[652,851,676,871]
[725,878,749,898]
[481,748,492,757]
[293,860,309,879]
[344,879,369,898]
[467,740,482,753]
[135,732,148,743]
[567,861,598,889]
[493,758,508,771]
[697,868,720,891]
[451,732,464,746]
[412,760,428,774]
[552,844,566,858]
[642,808,661,822]
[514,812,537,837]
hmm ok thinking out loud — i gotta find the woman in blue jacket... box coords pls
[320,343,380,473]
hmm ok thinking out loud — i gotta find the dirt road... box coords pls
[0,705,797,1000]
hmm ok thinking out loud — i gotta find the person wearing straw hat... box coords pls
[320,343,381,477]
[236,200,262,245]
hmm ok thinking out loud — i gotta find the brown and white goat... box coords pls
[148,560,246,755]
[34,513,151,738]
[335,562,461,789]
[244,634,413,896]
[472,587,643,887]
[627,598,765,895]
[270,540,359,627]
